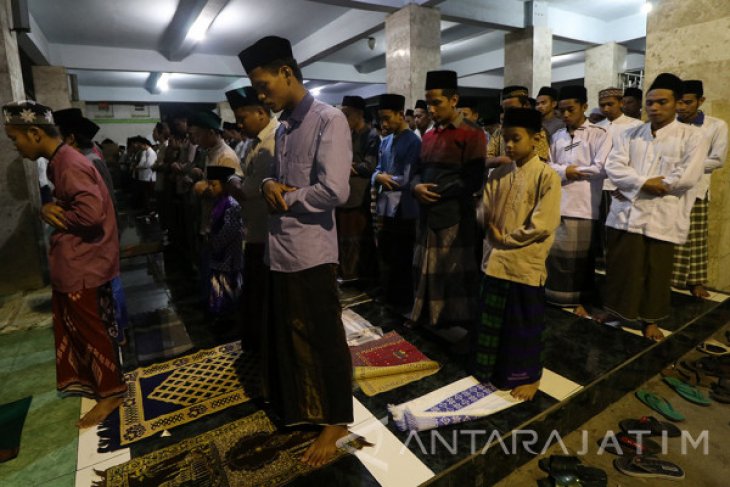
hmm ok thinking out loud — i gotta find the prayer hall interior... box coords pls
[2,0,730,486]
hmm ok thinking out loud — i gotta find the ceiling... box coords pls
[21,0,649,105]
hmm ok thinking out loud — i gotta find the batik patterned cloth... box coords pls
[388,376,520,432]
[350,331,439,396]
[98,342,252,450]
[95,410,356,487]
[545,217,597,306]
[672,196,709,288]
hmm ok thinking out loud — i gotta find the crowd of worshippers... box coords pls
[2,33,726,465]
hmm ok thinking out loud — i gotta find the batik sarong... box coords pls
[472,276,545,390]
[545,217,597,306]
[336,206,378,281]
[52,282,127,400]
[672,196,709,288]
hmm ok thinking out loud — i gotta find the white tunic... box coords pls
[602,115,645,190]
[549,120,612,220]
[690,114,728,200]
[136,146,157,182]
[605,120,709,244]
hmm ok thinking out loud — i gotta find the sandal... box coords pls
[683,355,730,378]
[663,376,712,406]
[635,390,684,421]
[597,432,661,456]
[614,455,685,480]
[619,416,681,438]
[537,455,607,486]
[710,380,730,404]
[697,339,730,357]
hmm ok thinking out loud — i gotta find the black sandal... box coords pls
[619,416,681,438]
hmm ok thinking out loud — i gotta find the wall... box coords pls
[87,103,160,146]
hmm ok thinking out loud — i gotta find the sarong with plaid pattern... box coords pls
[672,196,709,288]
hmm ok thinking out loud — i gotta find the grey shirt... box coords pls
[241,117,278,244]
[268,93,352,272]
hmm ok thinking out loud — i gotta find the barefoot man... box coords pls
[238,37,355,467]
[3,101,126,427]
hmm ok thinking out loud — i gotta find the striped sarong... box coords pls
[472,276,545,390]
[411,220,479,328]
[545,217,597,306]
[672,197,708,288]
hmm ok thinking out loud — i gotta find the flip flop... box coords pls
[538,455,581,475]
[537,455,607,486]
[597,432,661,456]
[710,381,730,404]
[663,376,712,406]
[697,339,730,356]
[682,356,730,378]
[619,416,681,438]
[613,455,685,480]
[635,390,685,421]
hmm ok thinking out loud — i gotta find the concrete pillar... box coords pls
[584,42,627,111]
[503,26,552,97]
[385,4,440,109]
[32,65,72,110]
[0,0,45,294]
[644,0,730,291]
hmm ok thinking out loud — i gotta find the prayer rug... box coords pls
[388,376,520,431]
[98,342,253,451]
[0,396,32,463]
[95,410,356,486]
[350,331,440,396]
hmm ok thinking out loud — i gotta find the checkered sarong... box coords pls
[672,197,708,287]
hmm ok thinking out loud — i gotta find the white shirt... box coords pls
[600,115,644,190]
[136,146,157,182]
[688,114,728,200]
[605,120,709,244]
[549,120,612,220]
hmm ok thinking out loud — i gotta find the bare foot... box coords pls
[574,305,591,319]
[511,381,540,401]
[76,397,123,429]
[690,284,710,300]
[643,323,665,342]
[301,425,348,468]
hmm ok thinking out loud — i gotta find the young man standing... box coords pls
[411,70,486,329]
[622,87,643,120]
[337,95,379,281]
[239,36,354,466]
[414,99,433,139]
[225,85,278,351]
[671,80,728,299]
[3,101,125,427]
[372,93,421,310]
[475,108,561,401]
[405,108,417,132]
[546,86,611,317]
[536,86,565,137]
[603,73,708,341]
[457,96,481,124]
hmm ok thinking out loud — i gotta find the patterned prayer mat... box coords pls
[99,342,254,451]
[350,331,440,396]
[95,410,352,487]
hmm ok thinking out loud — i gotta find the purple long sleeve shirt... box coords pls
[266,93,352,272]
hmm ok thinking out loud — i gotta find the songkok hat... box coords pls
[649,73,683,97]
[682,80,703,97]
[537,86,558,99]
[501,85,529,100]
[425,70,457,90]
[598,87,623,100]
[414,99,428,111]
[405,109,414,117]
[2,100,54,126]
[502,108,542,133]
[559,85,588,103]
[188,111,223,131]
[222,121,239,131]
[238,36,294,73]
[53,108,100,139]
[226,86,263,110]
[589,107,604,116]
[378,94,406,112]
[457,96,479,110]
[623,87,643,100]
[133,135,153,146]
[341,95,366,111]
[206,165,235,181]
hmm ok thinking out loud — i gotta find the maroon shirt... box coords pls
[47,144,119,293]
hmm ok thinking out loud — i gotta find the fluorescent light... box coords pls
[187,14,212,42]
[641,1,653,14]
[157,73,170,92]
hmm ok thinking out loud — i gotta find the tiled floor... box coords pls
[1,212,728,487]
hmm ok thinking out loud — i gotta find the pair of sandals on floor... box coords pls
[663,353,730,403]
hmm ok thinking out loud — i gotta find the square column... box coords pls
[32,66,72,110]
[503,26,552,97]
[584,42,627,110]
[385,4,440,108]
